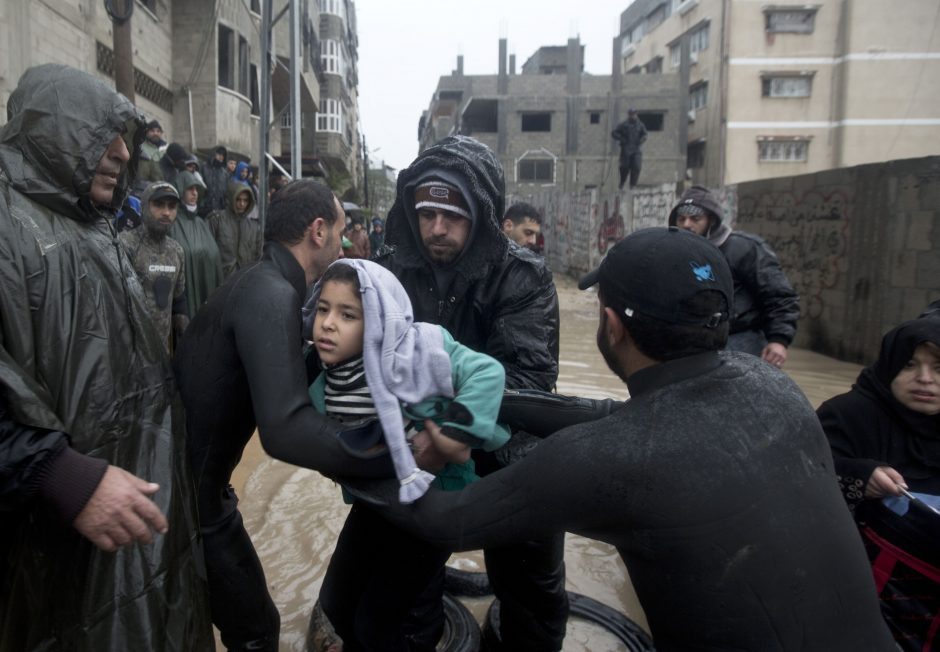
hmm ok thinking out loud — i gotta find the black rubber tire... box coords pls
[444,566,493,597]
[437,592,482,652]
[482,592,655,651]
[305,595,481,652]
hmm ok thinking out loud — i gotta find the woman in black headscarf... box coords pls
[818,317,940,504]
[818,317,940,651]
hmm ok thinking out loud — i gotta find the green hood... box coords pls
[0,64,145,221]
[226,180,256,216]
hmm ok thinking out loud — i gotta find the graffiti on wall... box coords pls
[596,196,625,255]
[737,188,851,320]
[631,184,676,231]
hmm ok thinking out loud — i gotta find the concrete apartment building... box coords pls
[617,0,940,186]
[418,38,684,195]
[0,0,361,191]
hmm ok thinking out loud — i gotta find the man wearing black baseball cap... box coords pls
[352,227,895,651]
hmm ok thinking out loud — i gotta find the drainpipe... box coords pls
[187,87,196,151]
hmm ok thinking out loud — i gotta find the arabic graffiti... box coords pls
[737,189,851,319]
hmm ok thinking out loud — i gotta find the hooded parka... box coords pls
[172,170,224,318]
[375,135,559,391]
[208,181,262,280]
[0,64,211,650]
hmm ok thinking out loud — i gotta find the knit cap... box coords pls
[414,180,471,220]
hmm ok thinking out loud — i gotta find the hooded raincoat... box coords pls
[172,170,224,318]
[0,64,211,650]
[374,135,559,392]
[208,181,262,280]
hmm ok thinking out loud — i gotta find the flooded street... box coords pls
[229,276,862,651]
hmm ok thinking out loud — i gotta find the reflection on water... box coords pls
[234,275,861,651]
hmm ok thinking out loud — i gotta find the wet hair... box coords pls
[601,288,729,361]
[319,263,361,294]
[504,202,542,226]
[264,179,337,245]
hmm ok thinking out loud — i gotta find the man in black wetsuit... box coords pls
[353,227,896,651]
[174,179,393,652]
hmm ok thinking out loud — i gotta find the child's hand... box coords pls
[424,420,471,465]
[411,429,448,473]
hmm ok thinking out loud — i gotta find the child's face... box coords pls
[313,280,364,365]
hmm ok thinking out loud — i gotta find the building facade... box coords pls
[418,38,684,196]
[0,0,361,193]
[618,0,940,186]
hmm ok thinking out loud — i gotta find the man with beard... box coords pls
[201,145,230,216]
[370,135,563,651]
[0,64,211,650]
[136,119,166,189]
[119,181,189,352]
[349,226,897,652]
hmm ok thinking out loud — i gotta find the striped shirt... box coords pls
[323,356,377,423]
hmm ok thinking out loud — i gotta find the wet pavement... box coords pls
[225,276,862,651]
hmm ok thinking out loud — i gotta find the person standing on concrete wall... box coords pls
[669,185,800,368]
[611,107,647,190]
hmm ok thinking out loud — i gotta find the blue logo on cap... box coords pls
[690,261,715,282]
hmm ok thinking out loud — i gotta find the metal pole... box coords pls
[259,0,273,230]
[289,0,302,179]
[110,0,135,102]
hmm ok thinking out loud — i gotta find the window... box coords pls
[518,159,554,183]
[687,140,706,168]
[590,112,601,124]
[761,74,812,98]
[280,111,291,129]
[317,98,344,134]
[758,138,809,162]
[690,82,708,111]
[250,0,260,14]
[638,112,664,131]
[646,4,666,31]
[238,36,250,96]
[765,8,817,33]
[249,63,259,116]
[646,57,663,74]
[218,24,235,90]
[690,23,709,55]
[670,44,680,68]
[321,39,342,75]
[521,113,551,132]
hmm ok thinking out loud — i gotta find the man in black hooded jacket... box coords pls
[372,136,565,650]
[669,185,800,368]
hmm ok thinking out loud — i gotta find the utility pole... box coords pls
[362,134,369,208]
[106,0,135,102]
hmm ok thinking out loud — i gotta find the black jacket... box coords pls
[175,241,393,521]
[374,136,559,391]
[669,186,800,345]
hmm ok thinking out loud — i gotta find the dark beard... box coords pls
[144,218,172,239]
[597,311,630,383]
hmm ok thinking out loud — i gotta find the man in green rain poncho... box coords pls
[0,64,212,650]
[173,169,224,319]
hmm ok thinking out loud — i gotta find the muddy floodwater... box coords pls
[224,276,862,651]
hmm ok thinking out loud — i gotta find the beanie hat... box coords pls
[146,119,162,131]
[414,180,471,220]
[166,142,188,165]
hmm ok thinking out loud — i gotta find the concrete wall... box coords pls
[733,156,940,364]
[512,156,939,365]
[510,184,678,278]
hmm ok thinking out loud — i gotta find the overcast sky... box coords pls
[355,0,630,173]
